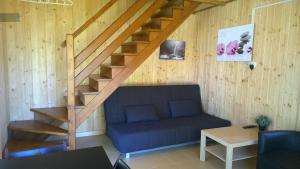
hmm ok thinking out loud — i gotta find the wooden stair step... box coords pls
[121,41,150,53]
[132,30,160,42]
[159,4,183,17]
[63,96,85,109]
[89,74,112,91]
[161,3,183,10]
[30,107,68,122]
[111,53,137,66]
[152,11,173,18]
[77,85,99,105]
[89,74,113,81]
[142,18,172,30]
[5,140,66,155]
[153,8,182,19]
[101,65,127,69]
[142,22,161,30]
[122,41,150,45]
[100,65,126,78]
[132,30,160,41]
[112,53,137,56]
[9,120,68,136]
[167,0,184,6]
[77,85,99,95]
[151,15,174,21]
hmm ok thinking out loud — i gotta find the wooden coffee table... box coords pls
[200,126,258,169]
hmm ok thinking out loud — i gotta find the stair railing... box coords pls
[74,0,165,86]
[65,0,118,150]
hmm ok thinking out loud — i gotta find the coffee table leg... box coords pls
[225,146,233,169]
[200,131,206,161]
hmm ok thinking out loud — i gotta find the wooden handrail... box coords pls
[61,0,117,47]
[74,0,148,68]
[73,0,118,38]
[74,0,166,87]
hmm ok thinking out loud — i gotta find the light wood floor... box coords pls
[77,135,256,169]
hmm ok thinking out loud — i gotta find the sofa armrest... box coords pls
[258,130,300,154]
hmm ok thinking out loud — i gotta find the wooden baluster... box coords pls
[66,34,76,150]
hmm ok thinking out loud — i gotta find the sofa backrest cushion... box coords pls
[169,100,202,118]
[125,104,160,123]
[104,85,203,125]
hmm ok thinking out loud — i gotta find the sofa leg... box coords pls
[125,153,130,159]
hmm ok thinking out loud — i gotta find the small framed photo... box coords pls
[159,40,186,60]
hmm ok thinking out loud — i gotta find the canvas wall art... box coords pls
[216,24,254,61]
[160,40,185,60]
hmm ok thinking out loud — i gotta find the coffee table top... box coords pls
[201,126,258,147]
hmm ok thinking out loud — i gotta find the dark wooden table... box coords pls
[0,146,113,169]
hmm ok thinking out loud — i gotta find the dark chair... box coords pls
[257,130,300,169]
[113,159,131,169]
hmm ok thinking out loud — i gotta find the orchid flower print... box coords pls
[216,24,254,61]
[226,40,239,55]
[217,43,225,55]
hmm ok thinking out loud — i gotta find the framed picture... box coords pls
[160,40,186,60]
[216,24,254,61]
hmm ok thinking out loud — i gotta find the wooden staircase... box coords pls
[3,0,226,158]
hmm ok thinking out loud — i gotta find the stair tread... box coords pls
[133,30,160,35]
[9,120,68,136]
[5,140,65,153]
[30,107,68,122]
[161,3,184,10]
[64,96,85,109]
[90,74,113,81]
[101,64,126,69]
[142,28,162,32]
[151,16,174,21]
[77,85,99,95]
[112,53,137,56]
[122,41,150,45]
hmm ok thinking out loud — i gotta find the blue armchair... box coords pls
[257,131,300,169]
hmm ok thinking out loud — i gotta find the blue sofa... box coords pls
[104,85,231,155]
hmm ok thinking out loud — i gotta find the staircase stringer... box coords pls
[76,0,201,127]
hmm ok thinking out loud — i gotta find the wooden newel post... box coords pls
[66,34,76,150]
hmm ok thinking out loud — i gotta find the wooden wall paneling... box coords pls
[195,0,300,130]
[296,1,300,130]
[0,24,8,160]
[46,5,56,107]
[124,15,197,85]
[55,4,72,107]
[278,0,300,130]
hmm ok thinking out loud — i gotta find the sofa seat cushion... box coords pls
[259,150,300,169]
[108,113,230,153]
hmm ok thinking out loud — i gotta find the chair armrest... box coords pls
[258,130,299,154]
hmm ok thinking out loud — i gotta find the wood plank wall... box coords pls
[0,0,299,139]
[0,0,135,134]
[195,0,300,130]
[0,23,8,159]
